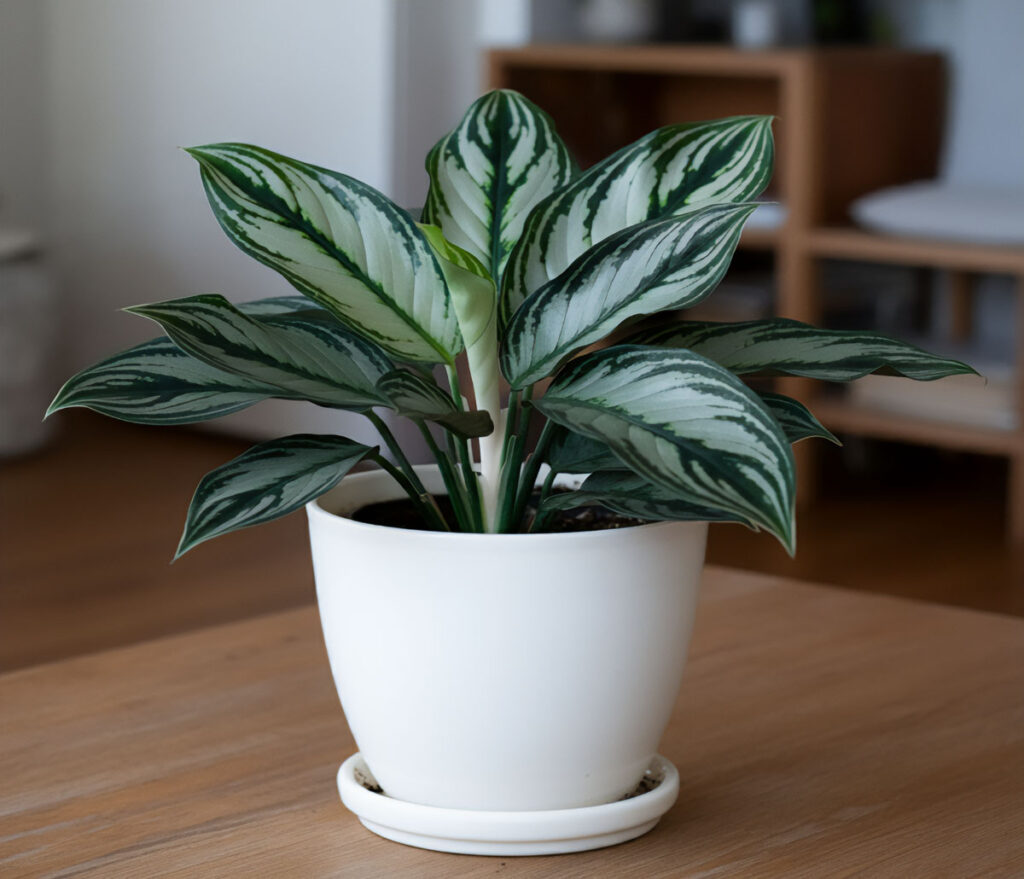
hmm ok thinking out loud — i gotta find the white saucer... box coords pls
[336,753,679,856]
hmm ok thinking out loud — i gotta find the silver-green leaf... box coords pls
[237,295,326,316]
[377,369,493,439]
[177,434,376,557]
[126,294,393,410]
[760,392,841,445]
[500,116,773,327]
[543,470,752,525]
[422,89,576,285]
[534,345,796,552]
[187,143,461,363]
[544,425,623,474]
[627,319,977,381]
[502,203,756,387]
[46,338,277,425]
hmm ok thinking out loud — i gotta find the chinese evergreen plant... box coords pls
[49,91,973,555]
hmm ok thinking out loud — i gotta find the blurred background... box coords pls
[2,0,1022,671]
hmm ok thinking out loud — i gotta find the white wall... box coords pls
[45,0,397,442]
[391,0,481,209]
[879,0,1024,186]
[0,0,47,230]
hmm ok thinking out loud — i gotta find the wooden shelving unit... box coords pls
[489,44,1024,542]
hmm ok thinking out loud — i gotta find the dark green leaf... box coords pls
[126,294,393,410]
[177,434,376,557]
[626,319,977,381]
[534,345,796,552]
[502,203,755,387]
[377,369,493,439]
[46,338,276,425]
[188,143,461,363]
[500,115,774,327]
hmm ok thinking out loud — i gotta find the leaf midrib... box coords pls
[206,159,454,364]
[278,169,455,365]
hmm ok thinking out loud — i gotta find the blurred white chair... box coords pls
[851,0,1024,245]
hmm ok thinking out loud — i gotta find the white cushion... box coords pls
[851,182,1024,246]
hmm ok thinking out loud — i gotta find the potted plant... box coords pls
[48,90,972,855]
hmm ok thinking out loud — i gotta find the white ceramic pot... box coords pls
[307,465,707,815]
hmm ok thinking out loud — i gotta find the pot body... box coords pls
[307,465,706,812]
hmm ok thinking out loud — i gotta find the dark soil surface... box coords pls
[352,489,646,534]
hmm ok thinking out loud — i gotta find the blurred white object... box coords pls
[578,0,657,42]
[732,0,780,48]
[851,182,1024,246]
[746,201,788,229]
[0,229,58,456]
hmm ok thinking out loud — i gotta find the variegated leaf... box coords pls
[534,345,796,552]
[417,224,497,352]
[46,338,277,425]
[544,425,623,474]
[760,392,840,445]
[422,90,576,285]
[187,143,461,363]
[627,319,976,381]
[178,434,376,557]
[377,369,493,439]
[238,294,326,316]
[500,116,773,327]
[502,203,755,387]
[542,470,751,525]
[126,294,392,410]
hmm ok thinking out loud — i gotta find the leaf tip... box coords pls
[173,531,198,562]
[43,397,63,420]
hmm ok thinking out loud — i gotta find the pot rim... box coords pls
[307,463,703,545]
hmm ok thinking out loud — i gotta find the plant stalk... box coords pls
[370,452,449,531]
[529,468,559,533]
[417,420,471,531]
[368,412,449,530]
[510,416,557,529]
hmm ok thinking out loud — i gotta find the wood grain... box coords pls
[2,567,1023,877]
[0,411,316,671]
[806,227,1024,275]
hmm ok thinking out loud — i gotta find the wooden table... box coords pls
[3,567,1023,877]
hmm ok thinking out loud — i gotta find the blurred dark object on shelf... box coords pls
[811,0,872,44]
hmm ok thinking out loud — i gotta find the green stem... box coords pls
[510,416,557,530]
[368,412,449,531]
[495,387,537,531]
[417,421,470,531]
[444,364,486,529]
[501,389,521,466]
[447,430,483,531]
[444,363,465,409]
[495,430,524,532]
[371,452,449,532]
[529,468,559,534]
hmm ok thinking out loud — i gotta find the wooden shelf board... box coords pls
[812,398,1022,456]
[489,45,937,79]
[806,227,1024,275]
[489,44,802,77]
